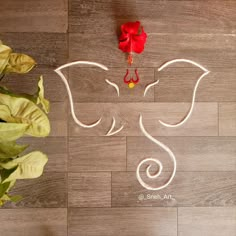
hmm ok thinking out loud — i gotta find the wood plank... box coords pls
[0,208,67,236]
[68,207,177,236]
[69,102,218,136]
[3,172,67,208]
[68,172,111,207]
[69,67,155,102]
[69,0,236,34]
[49,102,68,136]
[1,66,68,102]
[219,102,236,136]
[154,68,236,102]
[111,171,236,207]
[69,137,126,171]
[0,0,68,33]
[127,137,236,171]
[19,137,68,172]
[1,33,67,66]
[69,33,236,68]
[178,207,236,236]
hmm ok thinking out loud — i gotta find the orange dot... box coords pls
[128,82,135,89]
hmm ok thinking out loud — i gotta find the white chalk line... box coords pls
[54,61,108,128]
[158,59,210,128]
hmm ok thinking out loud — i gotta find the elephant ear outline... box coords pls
[144,58,210,128]
[54,61,108,129]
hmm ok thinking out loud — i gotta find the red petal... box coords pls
[121,21,140,34]
[132,28,147,53]
[119,22,147,54]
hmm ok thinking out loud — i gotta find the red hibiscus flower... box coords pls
[119,21,147,65]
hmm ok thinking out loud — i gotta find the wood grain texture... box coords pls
[127,137,236,171]
[69,137,126,171]
[69,67,155,102]
[69,0,236,34]
[49,102,68,136]
[112,172,236,207]
[3,172,67,208]
[178,207,236,236]
[1,33,67,66]
[1,66,68,102]
[0,0,68,33]
[68,172,111,207]
[69,102,218,136]
[1,0,236,235]
[219,102,236,136]
[154,68,236,102]
[69,207,177,236]
[0,208,67,236]
[69,33,236,68]
[19,137,68,172]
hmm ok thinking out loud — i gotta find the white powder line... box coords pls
[105,79,120,97]
[106,117,116,135]
[106,117,124,136]
[54,61,108,128]
[106,125,124,136]
[143,80,160,97]
[158,59,210,128]
[158,58,208,72]
[136,115,177,190]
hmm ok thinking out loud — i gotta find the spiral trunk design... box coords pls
[136,115,177,190]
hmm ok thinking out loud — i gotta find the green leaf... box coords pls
[0,193,22,207]
[0,141,28,159]
[36,76,50,113]
[1,151,48,182]
[6,179,16,193]
[0,43,12,75]
[9,194,22,202]
[0,104,15,123]
[0,167,17,182]
[0,77,50,114]
[0,123,29,142]
[0,193,10,201]
[0,182,10,198]
[0,93,50,137]
[3,53,36,74]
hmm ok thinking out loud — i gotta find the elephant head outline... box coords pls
[54,59,210,191]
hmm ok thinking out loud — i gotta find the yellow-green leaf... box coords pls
[0,182,10,197]
[1,151,48,182]
[0,104,15,123]
[0,141,28,159]
[0,44,12,74]
[9,194,22,202]
[4,53,36,74]
[0,194,10,201]
[0,193,22,206]
[0,123,29,142]
[0,93,50,137]
[36,76,50,113]
[6,179,16,193]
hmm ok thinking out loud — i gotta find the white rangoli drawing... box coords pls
[55,59,210,191]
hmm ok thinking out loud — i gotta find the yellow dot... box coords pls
[128,82,135,89]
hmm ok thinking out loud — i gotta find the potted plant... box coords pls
[0,41,50,206]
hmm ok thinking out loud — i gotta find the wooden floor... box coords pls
[1,1,236,235]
